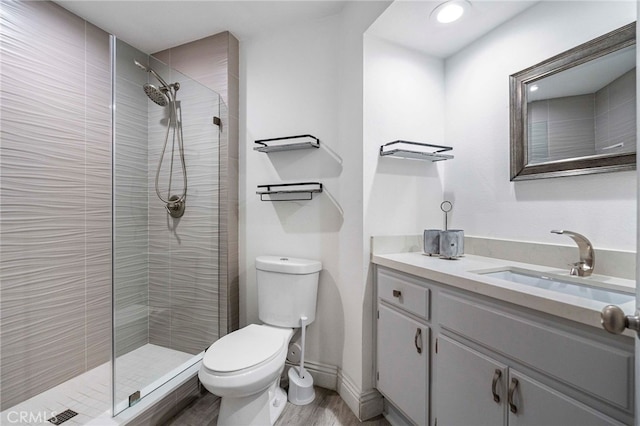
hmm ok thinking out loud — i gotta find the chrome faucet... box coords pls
[550,230,595,277]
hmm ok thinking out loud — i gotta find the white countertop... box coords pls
[372,252,636,334]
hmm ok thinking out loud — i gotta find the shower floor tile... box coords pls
[0,363,110,426]
[1,344,196,425]
[115,344,196,404]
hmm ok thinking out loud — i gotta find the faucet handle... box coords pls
[568,261,586,277]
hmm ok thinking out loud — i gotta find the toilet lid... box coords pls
[202,324,289,373]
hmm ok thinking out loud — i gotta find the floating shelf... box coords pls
[380,140,453,162]
[254,134,320,152]
[257,182,323,201]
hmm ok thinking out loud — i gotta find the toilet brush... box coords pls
[299,315,308,378]
[287,316,315,405]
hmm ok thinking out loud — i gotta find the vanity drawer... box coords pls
[377,268,430,319]
[438,293,633,410]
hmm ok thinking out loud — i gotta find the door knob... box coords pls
[601,305,640,335]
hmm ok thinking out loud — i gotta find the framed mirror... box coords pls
[509,22,636,181]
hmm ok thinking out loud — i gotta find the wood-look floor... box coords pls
[163,386,390,426]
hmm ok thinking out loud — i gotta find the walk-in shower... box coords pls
[0,4,226,418]
[112,40,223,416]
[134,60,188,218]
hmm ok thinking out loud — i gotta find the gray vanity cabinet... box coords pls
[435,335,624,426]
[434,336,506,426]
[375,266,634,426]
[376,269,430,426]
[377,305,429,425]
[507,371,625,426]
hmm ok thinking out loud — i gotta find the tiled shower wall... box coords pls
[145,57,222,355]
[154,32,240,338]
[113,40,223,357]
[0,0,111,410]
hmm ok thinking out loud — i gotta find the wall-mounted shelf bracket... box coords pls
[380,140,453,162]
[254,134,320,152]
[257,182,323,201]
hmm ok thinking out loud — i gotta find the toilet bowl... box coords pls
[198,256,321,426]
[199,324,294,425]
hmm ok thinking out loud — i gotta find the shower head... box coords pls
[144,83,169,106]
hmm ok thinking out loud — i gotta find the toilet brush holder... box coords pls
[287,366,315,405]
[288,315,315,405]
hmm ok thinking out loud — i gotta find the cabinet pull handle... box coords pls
[414,328,422,354]
[508,378,519,414]
[392,290,402,298]
[491,369,502,403]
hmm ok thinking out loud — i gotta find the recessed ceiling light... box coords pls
[529,84,539,92]
[431,0,470,24]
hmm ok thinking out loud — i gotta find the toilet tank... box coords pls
[256,256,321,328]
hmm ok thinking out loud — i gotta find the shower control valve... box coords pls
[165,196,185,218]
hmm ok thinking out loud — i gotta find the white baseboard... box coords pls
[360,388,384,420]
[336,372,360,417]
[337,371,384,421]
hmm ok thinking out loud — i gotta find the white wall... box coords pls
[241,11,344,369]
[364,36,446,237]
[444,1,637,251]
[361,36,446,394]
[239,1,391,406]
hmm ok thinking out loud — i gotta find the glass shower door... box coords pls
[112,37,221,415]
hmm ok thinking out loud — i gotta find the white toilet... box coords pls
[198,256,321,426]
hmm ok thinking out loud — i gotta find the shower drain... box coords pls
[48,409,78,425]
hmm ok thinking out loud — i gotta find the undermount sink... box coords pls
[475,267,634,305]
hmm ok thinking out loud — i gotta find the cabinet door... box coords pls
[507,370,625,426]
[377,304,429,425]
[434,336,507,426]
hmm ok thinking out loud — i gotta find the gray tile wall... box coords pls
[0,1,111,410]
[146,61,221,355]
[153,32,240,342]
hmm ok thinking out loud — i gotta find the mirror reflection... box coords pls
[526,45,636,165]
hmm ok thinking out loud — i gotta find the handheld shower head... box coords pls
[134,61,187,217]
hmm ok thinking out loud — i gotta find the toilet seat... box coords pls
[202,324,291,374]
[199,324,294,399]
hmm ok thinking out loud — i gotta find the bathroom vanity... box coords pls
[372,253,635,426]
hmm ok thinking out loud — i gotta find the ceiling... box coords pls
[368,0,538,58]
[55,0,539,58]
[54,1,350,53]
